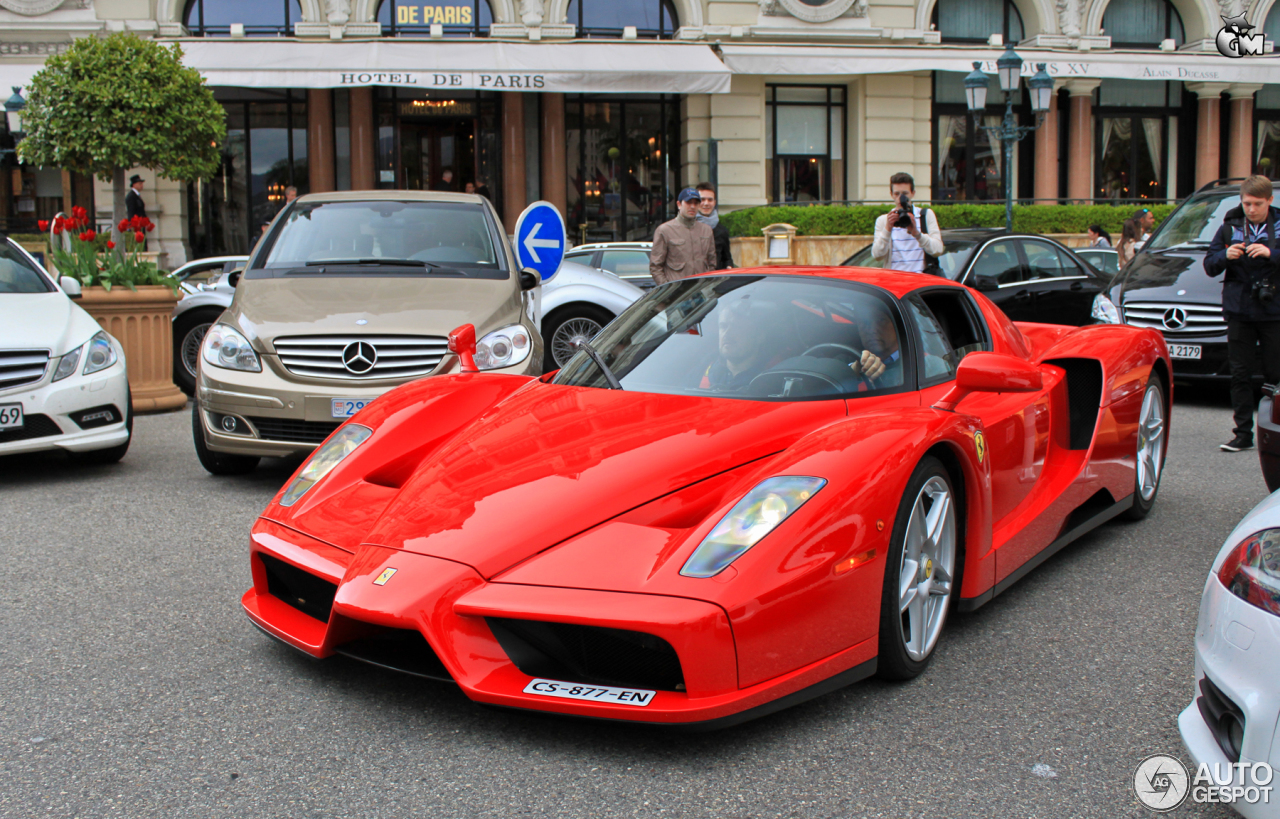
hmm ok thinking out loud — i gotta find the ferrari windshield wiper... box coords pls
[305,258,433,267]
[1154,241,1210,252]
[575,339,623,390]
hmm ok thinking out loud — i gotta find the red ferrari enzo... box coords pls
[242,267,1170,728]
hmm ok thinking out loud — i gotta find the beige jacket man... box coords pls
[650,189,717,285]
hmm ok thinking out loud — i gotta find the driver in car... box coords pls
[850,301,904,389]
[700,300,777,392]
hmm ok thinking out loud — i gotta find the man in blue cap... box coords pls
[649,187,717,285]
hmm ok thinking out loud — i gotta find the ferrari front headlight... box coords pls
[474,324,532,371]
[202,323,262,372]
[1092,293,1122,324]
[680,476,827,578]
[279,424,373,507]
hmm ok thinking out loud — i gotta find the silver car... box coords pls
[170,255,247,395]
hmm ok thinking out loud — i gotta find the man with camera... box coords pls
[871,172,944,274]
[1205,175,1280,452]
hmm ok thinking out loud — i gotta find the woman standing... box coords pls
[1087,224,1112,247]
[1117,218,1142,265]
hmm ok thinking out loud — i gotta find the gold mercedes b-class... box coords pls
[192,191,542,474]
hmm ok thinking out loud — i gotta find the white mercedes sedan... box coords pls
[0,237,131,463]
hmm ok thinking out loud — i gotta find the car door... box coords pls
[961,239,1037,322]
[1020,240,1103,326]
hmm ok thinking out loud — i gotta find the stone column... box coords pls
[1064,79,1100,202]
[541,93,567,216]
[307,89,336,193]
[1188,83,1231,188]
[1033,82,1066,203]
[349,87,376,190]
[502,91,527,232]
[1228,84,1263,180]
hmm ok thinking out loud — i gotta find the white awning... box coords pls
[174,39,732,94]
[719,44,1280,84]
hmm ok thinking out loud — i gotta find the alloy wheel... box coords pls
[898,476,957,662]
[1136,383,1166,502]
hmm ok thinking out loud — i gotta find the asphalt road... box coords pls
[0,386,1266,819]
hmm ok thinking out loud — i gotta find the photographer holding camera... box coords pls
[1205,175,1280,452]
[871,173,944,274]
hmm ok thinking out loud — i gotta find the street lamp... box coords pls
[965,51,1054,230]
[1,86,26,161]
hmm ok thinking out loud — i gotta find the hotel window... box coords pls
[1095,80,1180,201]
[766,85,845,203]
[183,0,300,36]
[1256,85,1280,180]
[933,0,1023,44]
[567,0,679,39]
[1101,0,1184,49]
[378,0,493,36]
[933,72,1025,202]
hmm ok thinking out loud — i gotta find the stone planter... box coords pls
[79,286,187,414]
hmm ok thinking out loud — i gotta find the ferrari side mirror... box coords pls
[933,352,1042,412]
[519,268,541,291]
[448,323,479,373]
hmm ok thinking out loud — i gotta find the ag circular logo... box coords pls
[341,341,378,375]
[1134,754,1190,812]
[1162,307,1188,331]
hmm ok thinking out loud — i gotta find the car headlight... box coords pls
[82,331,118,375]
[680,476,827,578]
[52,345,82,382]
[1218,528,1280,617]
[279,424,373,507]
[474,324,532,371]
[202,323,262,372]
[1092,293,1122,324]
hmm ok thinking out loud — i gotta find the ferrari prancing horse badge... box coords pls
[373,567,397,586]
[974,431,986,464]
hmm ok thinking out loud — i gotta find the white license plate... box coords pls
[523,678,656,707]
[0,403,22,430]
[1169,344,1202,360]
[331,398,371,418]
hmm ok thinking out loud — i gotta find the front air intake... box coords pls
[335,628,453,682]
[487,618,685,692]
[259,553,337,624]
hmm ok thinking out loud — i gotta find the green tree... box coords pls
[17,32,225,248]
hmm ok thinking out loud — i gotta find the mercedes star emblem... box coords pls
[1161,307,1188,331]
[341,341,378,374]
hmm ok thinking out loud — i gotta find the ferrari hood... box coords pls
[359,385,848,578]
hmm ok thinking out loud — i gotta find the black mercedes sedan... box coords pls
[1106,179,1280,384]
[842,228,1116,327]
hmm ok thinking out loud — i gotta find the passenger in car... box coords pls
[849,301,904,388]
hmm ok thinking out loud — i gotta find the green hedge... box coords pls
[721,203,1175,238]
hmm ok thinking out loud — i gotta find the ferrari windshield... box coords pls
[844,239,976,280]
[258,200,503,271]
[553,275,908,400]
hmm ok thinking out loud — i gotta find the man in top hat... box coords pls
[126,175,147,221]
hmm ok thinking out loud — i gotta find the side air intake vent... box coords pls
[1046,358,1103,450]
[487,618,685,692]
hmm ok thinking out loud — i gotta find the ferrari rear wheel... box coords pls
[1124,373,1167,521]
[877,456,959,681]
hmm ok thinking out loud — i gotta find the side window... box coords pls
[918,289,989,362]
[968,241,1022,286]
[563,251,596,266]
[904,295,958,383]
[600,250,651,278]
[1023,241,1080,280]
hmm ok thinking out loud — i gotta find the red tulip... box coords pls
[118,219,129,232]
[83,230,96,242]
[106,240,116,249]
[134,231,145,243]
[38,220,49,231]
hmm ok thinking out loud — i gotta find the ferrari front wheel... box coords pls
[1123,373,1167,521]
[877,456,959,681]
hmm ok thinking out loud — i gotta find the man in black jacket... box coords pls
[125,174,147,220]
[696,182,735,270]
[1204,174,1280,452]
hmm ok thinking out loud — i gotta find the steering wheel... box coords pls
[802,343,863,362]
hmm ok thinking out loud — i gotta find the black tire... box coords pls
[172,308,221,396]
[877,455,963,681]
[73,389,133,466]
[542,305,612,371]
[192,402,259,476]
[1124,373,1167,521]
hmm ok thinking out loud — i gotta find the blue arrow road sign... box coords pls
[514,201,567,282]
